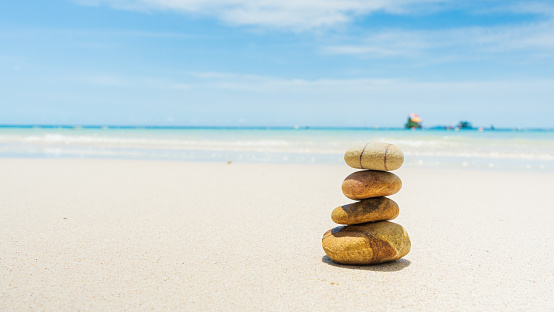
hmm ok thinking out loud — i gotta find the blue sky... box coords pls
[1,0,553,128]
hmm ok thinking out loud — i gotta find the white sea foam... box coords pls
[1,128,553,169]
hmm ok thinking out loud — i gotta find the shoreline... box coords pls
[1,159,552,310]
[1,156,552,173]
[2,124,554,131]
[1,127,553,171]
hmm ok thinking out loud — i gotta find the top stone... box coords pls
[344,142,404,171]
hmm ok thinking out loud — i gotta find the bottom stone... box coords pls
[322,221,411,265]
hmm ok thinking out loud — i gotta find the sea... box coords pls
[1,126,553,171]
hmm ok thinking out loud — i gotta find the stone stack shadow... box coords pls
[322,142,411,265]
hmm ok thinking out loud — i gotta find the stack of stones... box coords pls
[322,142,411,265]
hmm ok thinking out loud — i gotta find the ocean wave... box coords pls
[1,130,553,164]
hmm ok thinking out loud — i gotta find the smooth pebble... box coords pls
[322,221,411,265]
[344,142,404,171]
[332,197,399,225]
[342,170,402,200]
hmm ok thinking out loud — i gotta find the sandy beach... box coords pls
[1,159,552,311]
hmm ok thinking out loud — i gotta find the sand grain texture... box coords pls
[0,159,553,311]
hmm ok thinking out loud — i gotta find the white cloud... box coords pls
[74,0,449,30]
[323,31,430,57]
[184,71,554,95]
[1,28,195,39]
[88,70,554,101]
[489,1,554,16]
[77,74,133,86]
[322,19,554,58]
[183,70,391,91]
[77,73,193,90]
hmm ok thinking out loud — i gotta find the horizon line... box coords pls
[0,124,552,131]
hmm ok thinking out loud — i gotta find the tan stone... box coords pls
[322,221,411,265]
[342,170,402,200]
[344,142,404,171]
[332,197,399,225]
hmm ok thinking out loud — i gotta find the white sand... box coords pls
[0,159,552,311]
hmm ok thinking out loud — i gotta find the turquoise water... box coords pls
[1,127,553,170]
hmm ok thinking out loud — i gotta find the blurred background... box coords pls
[1,0,553,169]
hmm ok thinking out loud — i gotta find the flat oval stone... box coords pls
[344,142,404,171]
[332,197,399,225]
[342,170,402,200]
[322,221,411,265]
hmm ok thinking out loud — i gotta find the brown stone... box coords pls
[322,221,411,265]
[331,197,399,225]
[342,170,402,200]
[344,142,404,171]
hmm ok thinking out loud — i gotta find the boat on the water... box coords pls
[405,113,422,129]
[455,121,473,130]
